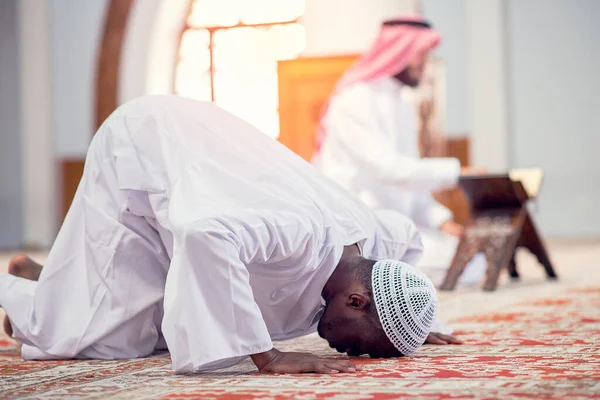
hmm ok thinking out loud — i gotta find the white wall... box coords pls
[10,0,108,247]
[423,0,509,171]
[466,0,509,172]
[301,0,418,56]
[0,0,24,248]
[51,0,109,158]
[506,0,600,237]
[1,0,57,248]
[422,0,469,136]
[19,0,56,247]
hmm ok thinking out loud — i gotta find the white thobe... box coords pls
[316,77,486,286]
[0,95,425,373]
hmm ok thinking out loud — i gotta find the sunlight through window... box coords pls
[175,0,306,138]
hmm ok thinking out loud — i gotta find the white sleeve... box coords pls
[412,194,453,229]
[162,210,321,373]
[325,86,461,193]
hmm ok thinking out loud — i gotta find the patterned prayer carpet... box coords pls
[1,244,599,399]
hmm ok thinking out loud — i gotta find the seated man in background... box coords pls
[314,15,486,288]
[1,95,459,375]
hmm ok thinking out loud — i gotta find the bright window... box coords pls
[175,0,306,138]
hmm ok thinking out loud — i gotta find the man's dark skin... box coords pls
[3,247,460,374]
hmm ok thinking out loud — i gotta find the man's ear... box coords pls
[347,293,370,311]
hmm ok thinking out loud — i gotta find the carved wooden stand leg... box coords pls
[440,235,485,291]
[507,251,519,279]
[479,210,525,290]
[517,213,558,279]
[482,231,522,291]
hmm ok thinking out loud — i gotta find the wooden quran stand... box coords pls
[440,175,558,291]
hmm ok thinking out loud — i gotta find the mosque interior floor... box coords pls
[1,241,599,399]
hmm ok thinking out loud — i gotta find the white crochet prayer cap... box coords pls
[372,260,438,355]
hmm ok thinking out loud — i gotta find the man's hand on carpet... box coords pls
[460,167,487,176]
[440,221,464,238]
[425,332,463,345]
[252,348,359,374]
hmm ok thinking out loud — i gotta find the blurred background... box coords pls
[0,0,599,250]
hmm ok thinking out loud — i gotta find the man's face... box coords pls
[317,298,402,358]
[394,50,430,88]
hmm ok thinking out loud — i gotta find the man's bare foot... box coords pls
[3,254,44,337]
[8,254,43,281]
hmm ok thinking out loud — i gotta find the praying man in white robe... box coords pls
[314,15,487,287]
[0,95,459,375]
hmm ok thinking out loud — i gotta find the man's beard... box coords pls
[394,68,421,88]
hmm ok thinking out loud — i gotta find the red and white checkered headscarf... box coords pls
[314,15,441,156]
